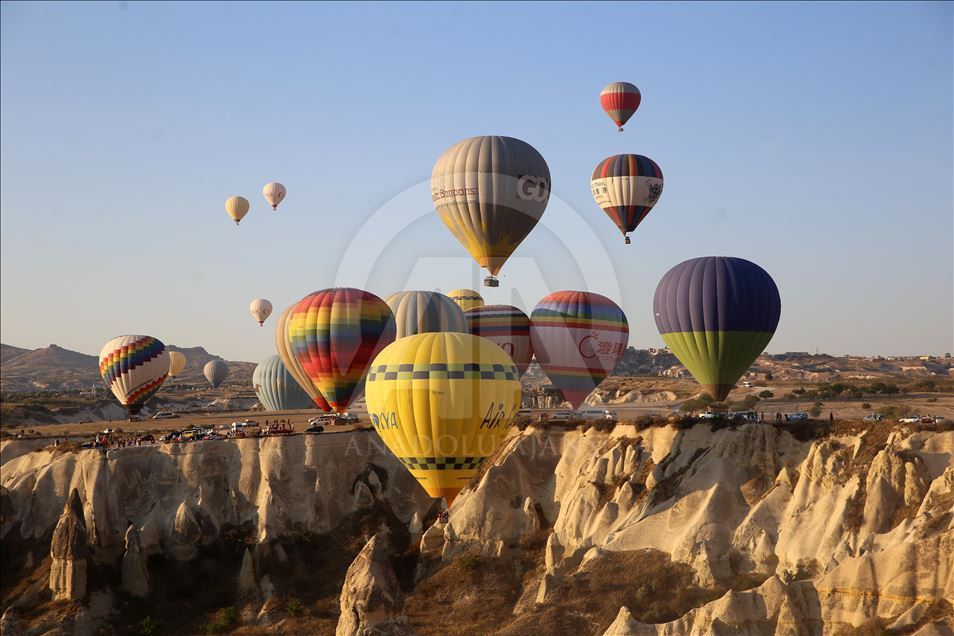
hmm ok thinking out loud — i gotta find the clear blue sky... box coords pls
[2,1,952,362]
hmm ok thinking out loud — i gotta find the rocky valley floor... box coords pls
[1,419,951,635]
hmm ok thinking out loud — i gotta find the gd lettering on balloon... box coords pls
[517,175,549,202]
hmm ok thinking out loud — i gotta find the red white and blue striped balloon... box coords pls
[464,304,533,376]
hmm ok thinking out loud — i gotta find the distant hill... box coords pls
[0,343,255,393]
[0,344,31,364]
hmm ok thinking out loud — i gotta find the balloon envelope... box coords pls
[464,305,533,376]
[225,196,250,225]
[249,298,273,326]
[290,288,395,413]
[262,182,286,210]
[653,256,781,402]
[275,304,331,411]
[365,332,521,505]
[167,351,187,378]
[99,335,169,415]
[253,355,314,411]
[431,136,550,278]
[530,291,629,409]
[448,289,484,312]
[204,360,229,388]
[600,81,641,130]
[385,291,467,339]
[591,154,663,241]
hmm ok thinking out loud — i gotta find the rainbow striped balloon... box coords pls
[290,288,396,413]
[530,292,629,409]
[464,304,533,376]
[98,335,169,416]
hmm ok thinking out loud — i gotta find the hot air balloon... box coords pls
[530,292,629,410]
[365,332,520,505]
[653,257,781,402]
[204,360,228,388]
[432,136,550,287]
[252,355,314,411]
[262,182,286,210]
[225,196,250,225]
[591,154,664,244]
[98,335,170,416]
[464,305,533,376]
[385,291,467,339]
[290,288,395,413]
[167,351,187,379]
[448,289,484,312]
[600,81,641,132]
[249,298,273,326]
[275,304,331,411]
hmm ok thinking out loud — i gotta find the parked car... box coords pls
[305,424,324,434]
[898,416,920,423]
[308,414,339,425]
[338,413,359,424]
[152,411,179,420]
[547,410,578,422]
[863,413,885,422]
[699,411,721,420]
[102,428,115,435]
[138,434,155,442]
[203,432,225,441]
[741,381,754,388]
[578,408,616,421]
[785,412,809,422]
[730,411,759,422]
[231,421,261,436]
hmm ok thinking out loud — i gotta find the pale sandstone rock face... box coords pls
[1,433,434,557]
[603,530,953,635]
[4,424,952,632]
[120,524,149,597]
[336,533,408,636]
[49,488,88,601]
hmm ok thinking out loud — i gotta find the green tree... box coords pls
[758,390,774,399]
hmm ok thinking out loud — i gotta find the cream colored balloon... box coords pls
[262,182,286,210]
[225,196,250,225]
[249,298,273,326]
[167,351,187,377]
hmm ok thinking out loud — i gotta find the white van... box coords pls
[548,410,578,422]
[578,408,616,421]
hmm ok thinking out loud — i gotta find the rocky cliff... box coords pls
[1,421,951,634]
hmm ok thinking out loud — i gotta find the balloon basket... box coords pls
[625,236,631,244]
[483,276,499,288]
